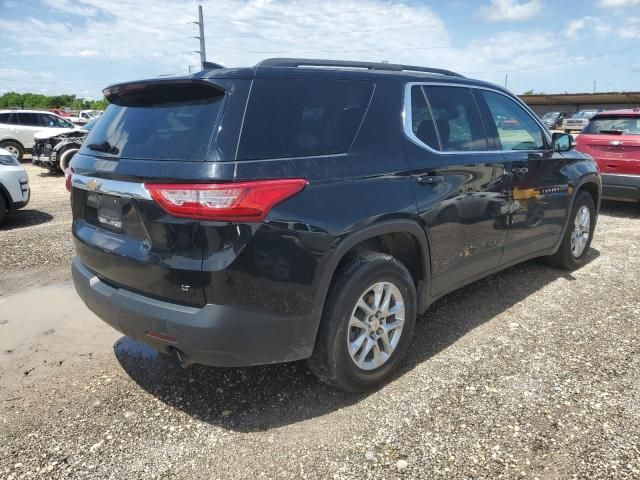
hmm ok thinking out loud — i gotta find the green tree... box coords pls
[0,92,109,111]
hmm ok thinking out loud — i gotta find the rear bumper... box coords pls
[602,173,640,202]
[72,257,316,367]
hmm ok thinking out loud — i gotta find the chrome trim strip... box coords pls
[71,174,151,200]
[403,81,552,156]
[601,173,640,179]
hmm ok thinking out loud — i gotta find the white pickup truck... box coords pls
[68,110,103,125]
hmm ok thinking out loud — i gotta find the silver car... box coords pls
[562,110,600,133]
[0,110,77,161]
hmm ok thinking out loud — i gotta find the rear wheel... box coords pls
[308,252,417,392]
[0,141,23,161]
[545,191,595,270]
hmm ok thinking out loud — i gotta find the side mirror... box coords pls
[552,132,572,152]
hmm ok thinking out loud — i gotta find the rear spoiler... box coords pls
[103,78,225,106]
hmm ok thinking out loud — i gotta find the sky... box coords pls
[0,0,639,99]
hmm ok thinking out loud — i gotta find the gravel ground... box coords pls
[0,164,73,296]
[1,164,639,479]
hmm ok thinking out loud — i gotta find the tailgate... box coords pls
[576,134,640,175]
[70,79,233,307]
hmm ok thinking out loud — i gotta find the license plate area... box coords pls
[97,194,123,229]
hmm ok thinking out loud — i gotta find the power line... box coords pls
[463,43,640,75]
[205,3,409,23]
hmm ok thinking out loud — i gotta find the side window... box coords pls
[480,90,545,151]
[238,78,373,160]
[16,112,40,126]
[410,86,440,150]
[423,86,488,152]
[0,113,9,124]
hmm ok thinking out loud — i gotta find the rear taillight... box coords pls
[65,168,72,192]
[144,179,308,222]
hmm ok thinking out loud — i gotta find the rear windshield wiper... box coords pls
[598,129,623,135]
[87,141,119,155]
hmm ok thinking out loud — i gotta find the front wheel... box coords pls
[0,141,23,161]
[545,191,596,270]
[308,252,417,392]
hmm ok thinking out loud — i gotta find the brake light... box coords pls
[65,168,72,192]
[144,179,308,222]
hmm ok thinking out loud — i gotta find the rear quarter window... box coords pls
[237,78,374,160]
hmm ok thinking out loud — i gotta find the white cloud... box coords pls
[565,16,612,38]
[0,0,579,95]
[598,0,640,7]
[620,16,640,38]
[42,0,99,17]
[477,0,542,21]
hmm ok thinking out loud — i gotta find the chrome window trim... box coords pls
[403,81,552,156]
[71,173,151,200]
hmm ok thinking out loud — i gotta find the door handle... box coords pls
[417,174,444,185]
[512,167,529,175]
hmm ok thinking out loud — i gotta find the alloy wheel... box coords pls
[570,205,590,258]
[347,281,405,371]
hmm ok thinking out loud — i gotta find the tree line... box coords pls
[0,92,108,111]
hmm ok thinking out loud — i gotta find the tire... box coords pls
[308,252,417,392]
[0,193,7,225]
[545,191,596,270]
[58,146,79,172]
[0,141,24,161]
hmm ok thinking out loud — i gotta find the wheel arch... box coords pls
[312,219,432,324]
[0,138,25,151]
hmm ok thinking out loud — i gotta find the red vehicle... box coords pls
[575,109,640,202]
[47,108,71,117]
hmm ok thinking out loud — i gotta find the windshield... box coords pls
[572,111,598,119]
[542,112,559,119]
[81,82,225,161]
[583,116,640,135]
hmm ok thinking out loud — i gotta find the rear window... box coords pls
[583,116,640,135]
[237,78,373,160]
[80,82,225,161]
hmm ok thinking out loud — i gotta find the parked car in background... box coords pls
[69,110,103,125]
[540,111,566,130]
[0,147,30,225]
[48,108,71,118]
[0,110,78,161]
[70,58,601,392]
[33,117,99,172]
[563,110,600,133]
[575,109,640,202]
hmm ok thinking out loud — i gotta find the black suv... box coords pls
[70,58,601,392]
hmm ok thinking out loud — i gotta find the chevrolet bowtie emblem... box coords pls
[86,179,101,191]
[609,140,622,146]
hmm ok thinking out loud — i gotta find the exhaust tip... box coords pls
[170,347,192,369]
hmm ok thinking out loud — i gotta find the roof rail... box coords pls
[255,58,464,78]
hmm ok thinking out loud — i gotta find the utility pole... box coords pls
[593,80,597,94]
[192,5,207,71]
[504,74,508,89]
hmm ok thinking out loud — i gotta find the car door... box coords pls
[475,89,571,264]
[14,112,42,149]
[404,84,511,296]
